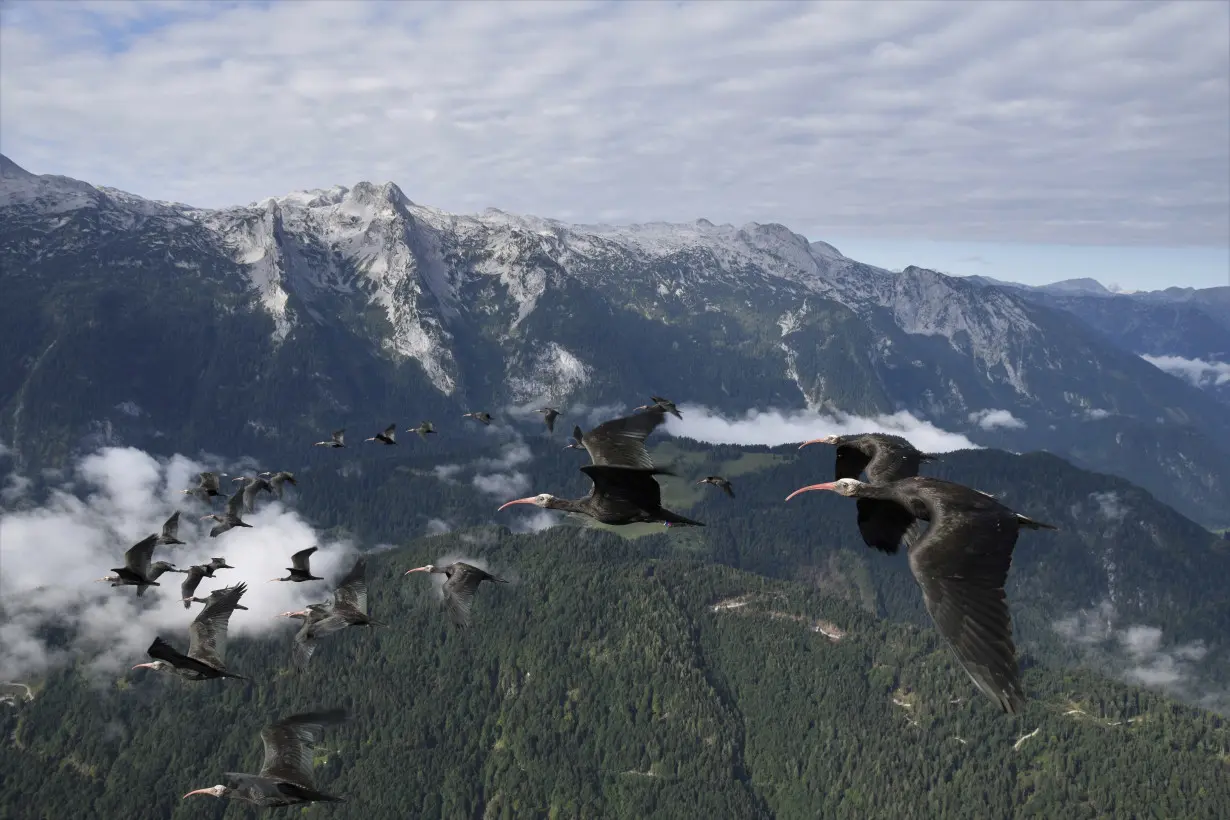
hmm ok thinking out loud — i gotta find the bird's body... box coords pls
[567,407,667,469]
[134,583,249,680]
[138,561,186,597]
[201,488,252,537]
[270,547,324,583]
[182,709,348,807]
[185,584,251,611]
[258,471,298,499]
[314,429,346,448]
[405,561,508,628]
[410,421,436,439]
[292,558,381,669]
[182,472,225,502]
[537,407,560,433]
[500,465,704,527]
[155,511,186,546]
[697,476,735,497]
[96,534,161,593]
[635,395,682,420]
[463,411,493,425]
[365,424,398,445]
[785,476,1057,713]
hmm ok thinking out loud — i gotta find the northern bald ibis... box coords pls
[314,429,346,448]
[134,583,249,680]
[292,557,382,669]
[181,471,226,502]
[785,476,1058,713]
[537,407,560,433]
[464,411,493,425]
[180,559,235,608]
[231,475,273,513]
[95,534,161,593]
[138,561,187,597]
[258,471,298,499]
[566,406,667,469]
[184,584,251,611]
[798,432,937,554]
[635,395,682,419]
[182,709,348,807]
[155,511,186,546]
[697,476,735,497]
[405,562,508,629]
[499,465,704,527]
[201,487,251,537]
[269,547,324,583]
[365,424,398,445]
[409,421,436,439]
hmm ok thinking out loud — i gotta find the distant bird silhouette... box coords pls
[182,709,349,807]
[567,406,667,469]
[269,547,324,583]
[258,471,298,499]
[536,407,560,433]
[201,488,252,537]
[697,476,735,497]
[182,471,226,502]
[365,424,397,445]
[155,511,186,546]
[95,534,161,593]
[635,395,682,419]
[785,476,1057,714]
[500,465,703,527]
[313,429,346,448]
[463,411,493,425]
[405,561,508,628]
[409,421,436,440]
[133,583,249,680]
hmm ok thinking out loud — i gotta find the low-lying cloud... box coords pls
[0,446,358,682]
[664,405,980,452]
[968,408,1027,431]
[1141,354,1230,389]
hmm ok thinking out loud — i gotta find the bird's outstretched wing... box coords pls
[225,487,246,518]
[180,565,206,605]
[833,444,873,481]
[200,472,222,493]
[441,563,502,628]
[123,534,159,578]
[187,582,247,668]
[906,501,1027,714]
[258,709,348,790]
[331,557,368,615]
[580,408,667,468]
[290,547,318,573]
[161,511,182,541]
[579,465,671,518]
[146,636,222,678]
[242,478,270,512]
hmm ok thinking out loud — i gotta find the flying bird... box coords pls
[180,559,235,608]
[231,475,273,513]
[499,465,704,527]
[405,562,508,629]
[201,487,252,537]
[313,429,346,448]
[95,534,161,593]
[181,471,226,502]
[798,432,938,553]
[155,511,186,546]
[182,709,348,807]
[566,406,668,469]
[258,471,298,499]
[293,557,382,669]
[463,411,493,425]
[536,407,560,433]
[269,547,325,583]
[784,476,1058,714]
[138,561,187,597]
[133,583,249,680]
[184,584,251,611]
[409,421,436,439]
[635,396,682,420]
[696,476,735,497]
[365,424,398,445]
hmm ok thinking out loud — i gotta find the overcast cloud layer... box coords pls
[1,0,1226,248]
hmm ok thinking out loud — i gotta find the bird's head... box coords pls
[178,489,192,495]
[211,558,234,569]
[198,514,218,522]
[498,493,558,511]
[131,661,166,672]
[404,564,436,575]
[798,434,841,449]
[94,575,115,583]
[633,403,652,412]
[785,477,865,501]
[275,609,307,620]
[183,785,227,800]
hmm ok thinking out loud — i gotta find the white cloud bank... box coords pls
[0,446,358,682]
[664,405,980,453]
[968,408,1027,430]
[0,0,1226,246]
[1141,354,1230,389]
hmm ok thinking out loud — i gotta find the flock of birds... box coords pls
[93,394,1056,807]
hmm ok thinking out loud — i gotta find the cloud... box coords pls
[472,470,530,499]
[1089,491,1127,523]
[508,509,561,534]
[1141,354,1230,388]
[425,517,453,535]
[0,445,358,682]
[666,405,980,452]
[1084,408,1112,420]
[968,408,1027,430]
[1,0,1225,246]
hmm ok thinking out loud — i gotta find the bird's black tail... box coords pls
[660,508,705,527]
[1015,513,1058,531]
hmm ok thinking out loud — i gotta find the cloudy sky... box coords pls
[1,0,1226,290]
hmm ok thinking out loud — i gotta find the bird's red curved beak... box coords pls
[404,566,429,575]
[798,436,838,450]
[182,788,216,799]
[131,663,154,670]
[785,481,838,502]
[497,497,536,511]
